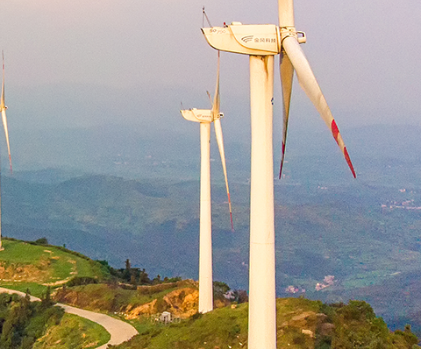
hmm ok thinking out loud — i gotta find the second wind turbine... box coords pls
[0,52,13,251]
[180,51,233,314]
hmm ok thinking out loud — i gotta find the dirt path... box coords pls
[0,287,138,348]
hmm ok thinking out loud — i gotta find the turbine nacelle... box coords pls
[202,24,281,56]
[202,23,307,56]
[180,108,224,123]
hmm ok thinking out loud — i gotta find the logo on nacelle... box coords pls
[241,35,254,43]
[242,35,276,44]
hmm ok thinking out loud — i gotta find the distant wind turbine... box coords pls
[0,53,12,175]
[202,0,356,347]
[0,52,13,251]
[180,51,233,313]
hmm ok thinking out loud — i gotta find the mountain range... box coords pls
[1,122,421,333]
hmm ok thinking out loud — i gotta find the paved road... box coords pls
[0,287,138,348]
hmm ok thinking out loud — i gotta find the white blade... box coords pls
[206,91,213,108]
[279,51,294,178]
[1,110,12,174]
[282,36,356,178]
[1,53,11,174]
[1,52,4,111]
[214,118,233,231]
[211,51,220,120]
[278,0,295,27]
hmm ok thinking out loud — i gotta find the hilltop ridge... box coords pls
[0,238,418,348]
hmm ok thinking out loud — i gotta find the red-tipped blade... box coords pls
[279,50,294,178]
[282,36,356,178]
[331,120,356,178]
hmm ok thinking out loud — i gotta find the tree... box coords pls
[213,281,230,301]
[139,269,150,285]
[34,237,48,245]
[41,287,52,308]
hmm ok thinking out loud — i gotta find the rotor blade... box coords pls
[282,36,356,178]
[1,52,4,110]
[206,91,213,109]
[278,0,295,27]
[212,51,220,120]
[279,50,294,178]
[214,118,234,231]
[0,53,11,174]
[1,110,12,174]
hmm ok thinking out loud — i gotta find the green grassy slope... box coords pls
[33,313,110,349]
[0,239,109,296]
[0,241,113,348]
[109,298,419,349]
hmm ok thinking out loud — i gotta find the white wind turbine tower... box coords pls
[0,52,13,251]
[180,51,233,313]
[202,1,356,347]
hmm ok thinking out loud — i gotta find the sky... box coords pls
[1,0,421,171]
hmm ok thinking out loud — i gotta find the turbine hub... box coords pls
[280,27,307,45]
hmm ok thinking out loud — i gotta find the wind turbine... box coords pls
[0,52,13,251]
[180,51,233,313]
[202,1,355,347]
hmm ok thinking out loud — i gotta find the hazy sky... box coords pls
[1,0,421,146]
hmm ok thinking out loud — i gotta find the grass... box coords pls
[54,283,181,313]
[111,303,249,349]
[123,317,167,335]
[0,240,52,264]
[0,240,114,347]
[112,298,420,349]
[33,313,111,349]
[0,282,48,297]
[0,239,108,297]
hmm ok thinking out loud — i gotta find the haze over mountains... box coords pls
[11,122,421,184]
[2,122,421,333]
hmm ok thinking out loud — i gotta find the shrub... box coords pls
[34,238,48,245]
[67,277,98,287]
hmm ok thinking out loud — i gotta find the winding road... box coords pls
[0,287,138,348]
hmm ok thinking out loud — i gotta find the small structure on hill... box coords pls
[160,311,172,324]
[151,311,181,325]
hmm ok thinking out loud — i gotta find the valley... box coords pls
[2,169,421,335]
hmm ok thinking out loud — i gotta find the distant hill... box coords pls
[2,168,421,334]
